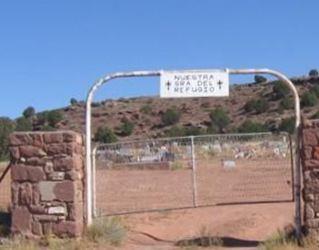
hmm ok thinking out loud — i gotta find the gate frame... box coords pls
[85,68,301,237]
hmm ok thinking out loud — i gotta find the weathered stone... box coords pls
[29,205,46,214]
[42,222,52,235]
[20,182,33,205]
[20,145,47,158]
[303,146,313,160]
[26,157,50,166]
[39,181,56,201]
[63,132,82,144]
[53,157,75,171]
[303,129,318,146]
[47,206,67,215]
[306,218,319,228]
[33,214,59,222]
[67,203,83,221]
[314,147,319,160]
[11,207,32,234]
[65,170,81,181]
[9,147,20,161]
[31,221,42,235]
[52,221,82,237]
[48,172,65,181]
[305,203,315,219]
[11,164,46,182]
[31,133,43,147]
[10,133,33,146]
[32,184,41,205]
[44,161,54,173]
[304,160,319,169]
[46,144,67,156]
[54,181,74,202]
[44,133,63,144]
[11,182,19,206]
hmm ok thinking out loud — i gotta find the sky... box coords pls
[0,0,318,118]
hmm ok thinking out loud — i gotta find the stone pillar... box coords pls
[301,120,319,237]
[9,131,84,238]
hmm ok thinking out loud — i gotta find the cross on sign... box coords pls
[217,80,223,90]
[166,81,171,90]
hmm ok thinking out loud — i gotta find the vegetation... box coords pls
[118,119,134,136]
[209,107,230,133]
[140,104,152,114]
[237,120,267,133]
[15,117,33,131]
[47,110,64,128]
[70,98,78,105]
[279,97,294,110]
[165,126,205,137]
[310,85,319,97]
[85,217,126,246]
[273,81,290,100]
[0,117,15,161]
[244,98,269,114]
[95,126,118,143]
[301,92,318,107]
[309,69,319,77]
[22,106,35,119]
[161,108,181,126]
[279,117,295,134]
[254,75,267,83]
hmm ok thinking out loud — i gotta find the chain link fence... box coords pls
[93,132,294,217]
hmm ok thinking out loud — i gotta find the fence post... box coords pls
[190,136,198,207]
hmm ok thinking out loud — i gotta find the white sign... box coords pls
[160,70,229,98]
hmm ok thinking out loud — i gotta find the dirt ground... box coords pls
[95,158,295,249]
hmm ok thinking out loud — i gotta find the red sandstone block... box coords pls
[31,133,44,147]
[9,133,33,146]
[53,157,74,171]
[45,144,67,156]
[11,165,45,182]
[303,146,313,160]
[9,147,20,161]
[20,145,47,158]
[44,133,64,144]
[31,221,42,236]
[52,221,82,237]
[63,132,83,144]
[11,206,32,234]
[53,181,75,202]
[20,182,33,205]
[303,129,318,146]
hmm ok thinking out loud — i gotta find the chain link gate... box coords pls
[92,132,294,217]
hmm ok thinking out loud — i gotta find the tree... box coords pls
[273,81,290,100]
[244,99,269,114]
[279,117,295,134]
[301,92,318,107]
[70,98,78,105]
[237,120,267,133]
[47,110,64,128]
[95,126,117,143]
[279,97,294,110]
[309,69,319,77]
[161,108,181,126]
[209,107,230,133]
[0,117,15,161]
[119,119,134,136]
[15,117,33,131]
[254,75,267,83]
[23,106,35,119]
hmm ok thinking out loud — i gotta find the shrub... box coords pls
[36,111,49,125]
[273,81,290,100]
[85,217,126,246]
[312,111,319,119]
[47,110,64,128]
[279,117,295,134]
[0,117,15,161]
[15,117,33,131]
[165,126,185,137]
[279,97,294,110]
[184,126,204,136]
[309,69,319,77]
[118,119,134,136]
[161,108,181,126]
[244,99,269,114]
[70,98,78,105]
[237,120,267,133]
[95,126,118,143]
[301,92,318,107]
[140,104,152,114]
[310,85,319,97]
[23,106,35,119]
[209,107,230,133]
[254,75,267,83]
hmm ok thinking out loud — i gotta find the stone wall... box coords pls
[302,120,319,237]
[9,131,84,238]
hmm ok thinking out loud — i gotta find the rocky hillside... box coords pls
[30,74,316,141]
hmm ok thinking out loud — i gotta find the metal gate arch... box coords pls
[85,68,301,236]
